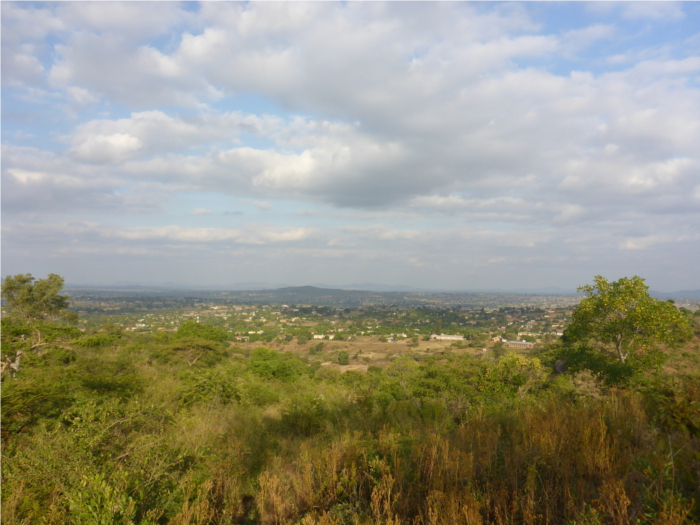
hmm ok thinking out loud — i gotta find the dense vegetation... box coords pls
[2,275,700,524]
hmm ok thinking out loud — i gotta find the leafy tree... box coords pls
[175,320,228,342]
[479,354,546,398]
[249,347,308,381]
[154,337,229,367]
[562,276,693,383]
[1,273,77,324]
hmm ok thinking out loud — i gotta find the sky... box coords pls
[2,1,700,292]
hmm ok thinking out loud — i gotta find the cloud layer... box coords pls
[2,2,699,290]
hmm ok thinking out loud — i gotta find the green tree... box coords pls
[175,320,229,342]
[562,276,693,382]
[1,273,78,324]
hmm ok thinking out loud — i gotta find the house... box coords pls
[430,334,464,341]
[507,341,534,349]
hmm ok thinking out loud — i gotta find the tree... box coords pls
[562,276,692,382]
[1,273,77,325]
[175,320,229,342]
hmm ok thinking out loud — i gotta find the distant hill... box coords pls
[268,286,365,298]
[312,283,427,292]
[64,282,586,308]
[650,289,700,301]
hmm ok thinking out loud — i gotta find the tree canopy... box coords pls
[562,276,692,382]
[1,273,77,324]
[175,320,229,342]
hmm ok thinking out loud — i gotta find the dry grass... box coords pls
[219,390,699,525]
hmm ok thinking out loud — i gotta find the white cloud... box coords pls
[621,2,685,21]
[621,234,676,250]
[253,201,273,211]
[70,133,142,163]
[2,2,699,290]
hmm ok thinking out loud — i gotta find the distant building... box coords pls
[507,341,534,349]
[430,334,464,341]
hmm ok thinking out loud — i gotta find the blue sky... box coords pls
[2,1,699,291]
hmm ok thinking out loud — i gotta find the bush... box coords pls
[75,356,145,399]
[338,351,350,365]
[175,321,229,342]
[249,347,308,381]
[241,380,280,407]
[180,367,242,406]
[280,393,328,436]
[153,337,230,367]
[1,366,78,434]
[71,333,119,348]
[309,342,324,355]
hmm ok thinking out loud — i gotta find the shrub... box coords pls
[309,342,325,355]
[75,357,145,399]
[280,393,328,436]
[71,333,119,348]
[175,321,229,342]
[154,337,229,367]
[180,368,242,406]
[249,347,308,381]
[241,380,280,407]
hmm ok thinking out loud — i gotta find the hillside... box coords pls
[2,288,700,525]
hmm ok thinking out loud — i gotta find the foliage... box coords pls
[280,393,329,436]
[3,273,700,525]
[154,337,230,367]
[338,351,350,365]
[248,347,309,381]
[562,276,693,384]
[71,333,119,348]
[642,377,700,436]
[175,320,229,342]
[479,353,546,398]
[67,471,136,525]
[180,366,242,406]
[1,273,78,324]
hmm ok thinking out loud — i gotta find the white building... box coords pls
[430,334,464,341]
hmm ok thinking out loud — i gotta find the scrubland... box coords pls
[2,313,700,525]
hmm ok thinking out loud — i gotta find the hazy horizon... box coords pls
[3,2,699,292]
[54,279,699,297]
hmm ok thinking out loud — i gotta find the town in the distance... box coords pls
[65,284,698,370]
